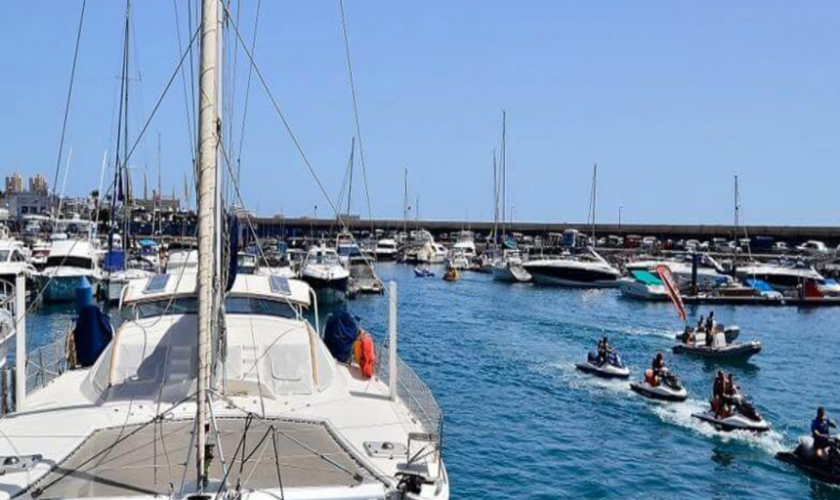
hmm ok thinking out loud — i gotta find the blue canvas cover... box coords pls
[73,304,114,367]
[324,311,358,363]
[103,250,126,272]
[746,278,775,293]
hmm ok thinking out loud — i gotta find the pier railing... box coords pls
[376,341,444,450]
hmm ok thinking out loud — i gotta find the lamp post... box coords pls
[618,205,624,232]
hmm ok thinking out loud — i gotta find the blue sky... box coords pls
[2,1,839,225]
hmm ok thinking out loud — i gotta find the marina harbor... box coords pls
[2,2,840,499]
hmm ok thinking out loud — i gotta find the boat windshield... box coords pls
[132,296,297,319]
[225,297,297,318]
[45,255,93,269]
[0,251,8,263]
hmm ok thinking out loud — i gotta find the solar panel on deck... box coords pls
[269,275,291,295]
[144,274,171,293]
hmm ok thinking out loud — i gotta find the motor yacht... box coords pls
[374,238,399,261]
[0,238,35,286]
[523,250,620,287]
[491,250,531,283]
[624,254,732,292]
[300,245,350,305]
[37,239,102,303]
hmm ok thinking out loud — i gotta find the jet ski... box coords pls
[630,369,688,402]
[576,351,631,379]
[414,266,435,278]
[673,340,762,361]
[675,325,740,343]
[692,396,770,433]
[776,436,840,485]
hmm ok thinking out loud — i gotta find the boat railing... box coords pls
[376,342,444,451]
[24,333,70,395]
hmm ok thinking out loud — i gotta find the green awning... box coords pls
[631,270,663,286]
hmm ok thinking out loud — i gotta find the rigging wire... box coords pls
[50,0,88,218]
[172,0,197,166]
[338,0,374,233]
[235,0,262,177]
[120,26,201,175]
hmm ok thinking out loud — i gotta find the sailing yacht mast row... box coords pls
[0,1,449,499]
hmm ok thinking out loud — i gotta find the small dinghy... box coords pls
[675,325,740,343]
[776,437,840,485]
[692,397,770,433]
[576,351,631,379]
[673,340,762,361]
[414,266,435,278]
[630,369,688,402]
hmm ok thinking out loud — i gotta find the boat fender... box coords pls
[353,328,376,379]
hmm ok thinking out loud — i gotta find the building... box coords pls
[0,174,54,218]
[29,174,48,194]
[4,173,22,194]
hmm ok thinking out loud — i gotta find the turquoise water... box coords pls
[27,263,840,499]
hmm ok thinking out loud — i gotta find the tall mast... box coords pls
[734,174,740,238]
[403,167,408,236]
[346,137,356,218]
[196,0,219,487]
[591,163,598,244]
[492,149,498,253]
[500,111,507,244]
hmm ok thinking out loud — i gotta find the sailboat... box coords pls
[0,2,449,499]
[491,112,531,283]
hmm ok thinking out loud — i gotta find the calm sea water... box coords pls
[27,263,840,499]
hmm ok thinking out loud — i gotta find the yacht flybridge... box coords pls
[0,1,449,499]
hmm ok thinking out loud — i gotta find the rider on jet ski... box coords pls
[711,371,740,418]
[597,337,611,366]
[812,407,837,461]
[650,352,666,386]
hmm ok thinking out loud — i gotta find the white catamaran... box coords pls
[0,2,448,499]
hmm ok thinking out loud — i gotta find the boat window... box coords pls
[225,297,297,319]
[0,251,8,262]
[133,298,198,319]
[45,255,93,269]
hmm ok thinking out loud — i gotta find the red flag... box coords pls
[656,264,686,322]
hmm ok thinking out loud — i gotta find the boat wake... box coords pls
[650,398,786,456]
[554,361,633,398]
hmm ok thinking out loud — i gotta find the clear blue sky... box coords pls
[2,1,839,225]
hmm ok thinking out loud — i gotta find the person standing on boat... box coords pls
[705,311,716,334]
[696,315,706,333]
[812,407,836,461]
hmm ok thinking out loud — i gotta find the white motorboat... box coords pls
[445,248,471,270]
[491,250,531,283]
[417,241,447,264]
[0,238,35,285]
[37,239,102,303]
[524,250,619,288]
[624,254,731,292]
[618,270,668,300]
[374,238,398,261]
[301,245,350,305]
[735,261,822,292]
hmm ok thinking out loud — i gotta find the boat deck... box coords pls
[24,417,378,499]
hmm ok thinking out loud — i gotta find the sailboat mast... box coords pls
[734,174,740,238]
[403,167,408,236]
[501,111,506,243]
[591,163,597,244]
[196,0,219,486]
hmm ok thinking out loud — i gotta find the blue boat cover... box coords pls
[746,278,775,293]
[103,250,126,272]
[73,304,114,367]
[324,311,358,363]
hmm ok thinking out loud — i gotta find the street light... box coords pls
[619,205,624,232]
